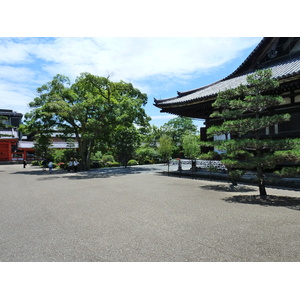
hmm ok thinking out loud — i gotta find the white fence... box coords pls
[18,141,79,149]
[171,159,227,171]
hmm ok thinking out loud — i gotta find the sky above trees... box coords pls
[1,1,294,132]
[0,37,261,129]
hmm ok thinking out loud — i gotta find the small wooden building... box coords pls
[0,109,23,162]
[154,37,300,142]
[0,109,79,163]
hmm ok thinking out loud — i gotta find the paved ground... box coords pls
[1,163,300,262]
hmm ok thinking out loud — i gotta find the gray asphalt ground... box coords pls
[1,163,300,262]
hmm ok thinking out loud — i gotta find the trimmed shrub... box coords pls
[102,155,115,163]
[127,159,139,166]
[274,167,300,178]
[90,161,101,168]
[106,161,120,167]
[31,161,40,166]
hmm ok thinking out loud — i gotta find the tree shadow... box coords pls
[223,195,300,210]
[10,166,159,181]
[201,184,256,193]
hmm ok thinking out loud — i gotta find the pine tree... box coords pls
[205,69,300,198]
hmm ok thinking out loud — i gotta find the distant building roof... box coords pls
[0,109,23,117]
[155,56,300,106]
[154,37,300,118]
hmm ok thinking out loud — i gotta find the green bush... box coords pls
[274,167,300,178]
[91,151,102,161]
[106,161,120,167]
[90,161,102,168]
[102,154,115,163]
[228,169,245,186]
[143,158,154,165]
[31,161,40,166]
[127,159,139,166]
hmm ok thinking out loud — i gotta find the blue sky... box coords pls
[0,0,296,135]
[0,37,262,130]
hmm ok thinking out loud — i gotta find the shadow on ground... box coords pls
[200,184,256,193]
[10,166,164,181]
[200,183,300,210]
[223,195,300,210]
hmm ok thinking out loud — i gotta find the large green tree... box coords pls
[161,117,198,157]
[33,133,53,160]
[182,134,200,159]
[161,117,197,145]
[205,69,300,197]
[157,134,173,162]
[22,73,150,170]
[112,125,141,167]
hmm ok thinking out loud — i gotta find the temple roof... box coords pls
[155,57,300,106]
[154,37,300,109]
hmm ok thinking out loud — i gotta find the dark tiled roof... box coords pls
[155,57,300,106]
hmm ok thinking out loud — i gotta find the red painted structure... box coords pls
[1,109,79,162]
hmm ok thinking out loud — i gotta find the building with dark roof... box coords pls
[0,109,23,162]
[0,109,79,163]
[154,37,300,142]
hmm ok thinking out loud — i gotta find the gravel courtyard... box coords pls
[1,164,299,262]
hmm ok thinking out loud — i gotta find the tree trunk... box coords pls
[257,167,267,198]
[79,139,90,171]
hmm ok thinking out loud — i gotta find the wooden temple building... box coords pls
[154,37,300,145]
[0,109,78,163]
[0,109,23,162]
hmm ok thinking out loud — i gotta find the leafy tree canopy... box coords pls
[161,117,198,145]
[21,73,150,170]
[203,69,300,197]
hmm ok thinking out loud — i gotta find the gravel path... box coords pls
[1,164,299,261]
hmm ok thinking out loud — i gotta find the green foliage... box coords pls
[135,146,159,164]
[105,161,120,167]
[91,151,102,161]
[228,169,246,185]
[112,125,140,167]
[33,134,54,159]
[204,69,300,197]
[51,149,78,164]
[274,167,300,178]
[102,154,115,163]
[90,161,102,168]
[161,117,198,156]
[52,149,65,163]
[127,159,139,166]
[31,161,40,166]
[22,73,150,171]
[198,151,221,161]
[158,135,173,161]
[161,117,197,142]
[141,124,162,147]
[182,134,200,159]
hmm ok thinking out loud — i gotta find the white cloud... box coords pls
[0,37,262,121]
[0,81,34,115]
[1,37,261,81]
[0,66,36,82]
[0,40,33,64]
